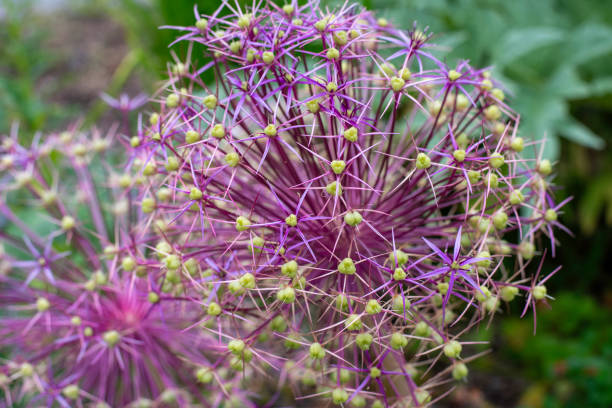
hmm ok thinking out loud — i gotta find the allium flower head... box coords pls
[0,0,569,406]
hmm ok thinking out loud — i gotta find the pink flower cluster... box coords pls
[0,1,568,407]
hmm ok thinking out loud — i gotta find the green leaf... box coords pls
[494,27,564,67]
[557,117,605,150]
[566,24,612,65]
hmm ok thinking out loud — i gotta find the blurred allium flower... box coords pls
[0,1,570,407]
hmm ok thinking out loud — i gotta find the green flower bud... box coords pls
[225,152,240,167]
[196,19,208,31]
[453,362,468,380]
[196,367,213,383]
[414,321,431,337]
[285,213,298,227]
[393,267,406,281]
[484,105,501,121]
[210,124,225,139]
[281,260,298,278]
[235,216,251,231]
[147,292,160,304]
[306,98,320,114]
[510,137,524,152]
[336,293,351,311]
[270,315,287,332]
[338,258,356,275]
[392,294,410,313]
[344,314,362,331]
[343,126,358,142]
[437,282,449,295]
[165,156,180,172]
[492,211,508,230]
[166,93,180,108]
[390,76,405,92]
[331,388,349,405]
[365,299,382,314]
[122,256,136,271]
[509,190,524,205]
[443,340,462,359]
[262,51,275,64]
[164,254,181,270]
[103,330,121,347]
[141,197,156,213]
[277,286,296,303]
[326,47,340,60]
[500,286,519,302]
[309,342,325,359]
[467,170,481,184]
[330,160,346,174]
[344,211,363,226]
[351,395,366,408]
[207,301,222,316]
[538,159,552,176]
[228,339,245,355]
[476,251,491,268]
[62,384,79,400]
[519,241,535,259]
[416,152,431,169]
[36,297,50,312]
[453,149,466,162]
[533,285,547,300]
[326,181,342,196]
[448,69,461,81]
[544,209,557,222]
[355,332,373,350]
[19,362,34,377]
[489,152,505,168]
[239,272,256,289]
[203,94,217,109]
[475,285,491,302]
[390,332,408,349]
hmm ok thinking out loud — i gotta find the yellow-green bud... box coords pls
[235,216,251,231]
[285,213,298,227]
[330,160,346,174]
[416,152,431,169]
[533,285,547,300]
[281,260,298,278]
[207,301,222,316]
[390,76,405,92]
[262,51,275,64]
[453,149,466,162]
[390,332,408,349]
[393,267,406,281]
[309,342,325,359]
[103,330,121,347]
[225,152,240,167]
[344,211,363,226]
[355,332,373,350]
[196,19,208,31]
[484,105,501,121]
[365,299,382,314]
[239,272,256,289]
[211,124,225,139]
[489,152,505,168]
[344,314,362,331]
[338,258,356,275]
[343,126,358,142]
[443,340,462,358]
[326,181,342,196]
[452,362,468,380]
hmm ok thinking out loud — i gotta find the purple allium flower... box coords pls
[0,1,570,406]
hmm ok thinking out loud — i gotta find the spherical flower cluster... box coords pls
[0,0,569,406]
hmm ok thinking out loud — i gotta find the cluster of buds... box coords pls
[0,1,569,406]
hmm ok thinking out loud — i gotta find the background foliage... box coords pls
[1,0,610,406]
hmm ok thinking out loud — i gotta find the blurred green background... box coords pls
[1,0,610,406]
